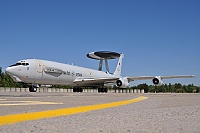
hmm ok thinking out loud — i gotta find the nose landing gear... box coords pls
[29,85,37,92]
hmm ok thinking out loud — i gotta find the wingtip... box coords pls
[192,75,197,78]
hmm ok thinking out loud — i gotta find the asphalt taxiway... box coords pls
[0,92,200,133]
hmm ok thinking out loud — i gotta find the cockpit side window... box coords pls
[9,63,21,67]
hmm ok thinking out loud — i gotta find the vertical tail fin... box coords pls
[114,54,124,76]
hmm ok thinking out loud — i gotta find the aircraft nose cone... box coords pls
[5,67,10,73]
[5,67,14,75]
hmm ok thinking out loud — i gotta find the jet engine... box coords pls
[116,77,130,88]
[152,76,163,86]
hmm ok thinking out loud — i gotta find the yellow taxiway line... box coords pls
[0,96,148,126]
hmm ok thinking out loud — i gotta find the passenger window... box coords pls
[22,63,26,66]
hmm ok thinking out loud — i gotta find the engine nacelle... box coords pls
[152,76,163,86]
[116,77,130,88]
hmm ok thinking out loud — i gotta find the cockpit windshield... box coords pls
[9,61,29,67]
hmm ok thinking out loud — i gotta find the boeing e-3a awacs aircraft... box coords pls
[6,51,195,92]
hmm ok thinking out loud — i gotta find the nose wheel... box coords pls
[29,85,37,92]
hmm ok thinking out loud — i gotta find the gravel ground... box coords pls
[0,92,200,133]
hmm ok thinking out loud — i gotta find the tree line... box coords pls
[130,83,200,93]
[0,67,199,93]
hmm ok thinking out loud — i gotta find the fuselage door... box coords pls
[36,60,44,78]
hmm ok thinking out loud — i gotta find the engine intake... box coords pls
[152,76,163,86]
[116,77,129,88]
[116,80,122,86]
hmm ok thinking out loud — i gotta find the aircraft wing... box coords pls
[73,75,195,85]
[127,75,195,82]
[73,77,118,85]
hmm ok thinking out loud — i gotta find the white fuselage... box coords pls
[6,59,118,86]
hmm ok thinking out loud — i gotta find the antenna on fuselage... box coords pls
[87,51,120,73]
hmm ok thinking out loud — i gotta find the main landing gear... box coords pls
[29,85,37,92]
[98,87,108,93]
[73,87,83,93]
[73,87,108,93]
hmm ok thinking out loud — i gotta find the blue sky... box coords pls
[0,0,199,86]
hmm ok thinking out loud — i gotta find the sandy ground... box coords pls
[0,92,199,133]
